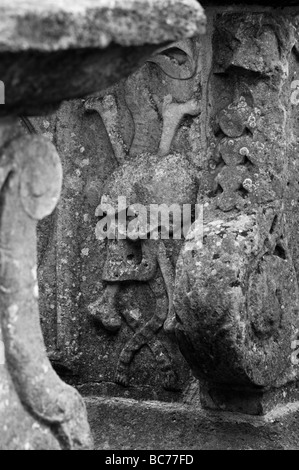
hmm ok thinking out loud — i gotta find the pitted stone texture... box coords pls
[0,0,206,51]
[0,361,61,450]
[33,7,299,422]
[175,212,299,386]
[173,12,299,414]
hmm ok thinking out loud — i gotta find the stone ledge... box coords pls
[0,0,206,52]
[85,396,299,450]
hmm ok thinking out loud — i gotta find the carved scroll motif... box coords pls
[0,120,92,449]
[85,39,202,390]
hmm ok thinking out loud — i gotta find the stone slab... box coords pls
[0,0,206,51]
[0,0,206,116]
[86,396,299,450]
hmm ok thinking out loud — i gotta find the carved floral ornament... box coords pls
[3,3,299,453]
[85,39,202,390]
[0,0,207,451]
[81,13,299,415]
[173,13,299,414]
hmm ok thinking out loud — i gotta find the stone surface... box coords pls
[0,0,207,452]
[34,38,204,402]
[0,0,205,117]
[174,11,299,414]
[35,7,299,422]
[0,0,206,51]
[0,121,92,450]
[86,396,299,450]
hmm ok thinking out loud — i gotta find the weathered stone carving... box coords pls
[0,120,92,449]
[32,8,299,419]
[0,0,206,117]
[174,13,299,415]
[85,40,202,390]
[0,0,206,450]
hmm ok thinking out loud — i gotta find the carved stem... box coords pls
[159,95,200,157]
[85,95,127,164]
[157,241,176,333]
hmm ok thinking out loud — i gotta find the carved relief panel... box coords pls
[34,38,204,402]
[34,11,299,415]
